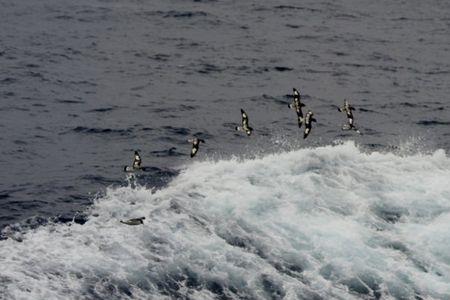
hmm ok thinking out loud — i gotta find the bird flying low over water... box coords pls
[120,217,145,225]
[303,111,317,139]
[338,99,360,134]
[288,88,306,127]
[235,109,253,136]
[124,150,143,172]
[188,138,205,158]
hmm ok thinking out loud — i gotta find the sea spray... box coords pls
[1,142,449,299]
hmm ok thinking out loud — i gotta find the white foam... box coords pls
[1,141,449,299]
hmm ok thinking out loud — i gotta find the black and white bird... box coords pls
[338,99,360,134]
[188,138,205,158]
[124,151,142,172]
[120,217,145,226]
[303,111,317,139]
[235,109,253,136]
[288,88,306,127]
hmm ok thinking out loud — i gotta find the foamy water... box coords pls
[1,142,449,299]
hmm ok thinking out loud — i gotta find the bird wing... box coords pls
[133,154,141,168]
[303,127,310,139]
[241,109,249,127]
[191,146,198,157]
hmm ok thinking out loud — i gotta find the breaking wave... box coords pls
[1,142,449,299]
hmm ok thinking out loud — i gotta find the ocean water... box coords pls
[1,142,450,299]
[1,0,450,299]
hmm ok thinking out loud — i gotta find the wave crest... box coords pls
[1,142,449,299]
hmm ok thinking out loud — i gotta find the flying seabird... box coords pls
[303,110,317,139]
[235,109,253,136]
[338,99,360,134]
[124,150,143,172]
[288,88,306,127]
[188,138,205,158]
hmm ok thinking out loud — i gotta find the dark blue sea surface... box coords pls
[0,0,449,299]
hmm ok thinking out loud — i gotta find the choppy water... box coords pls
[1,0,449,299]
[1,143,450,299]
